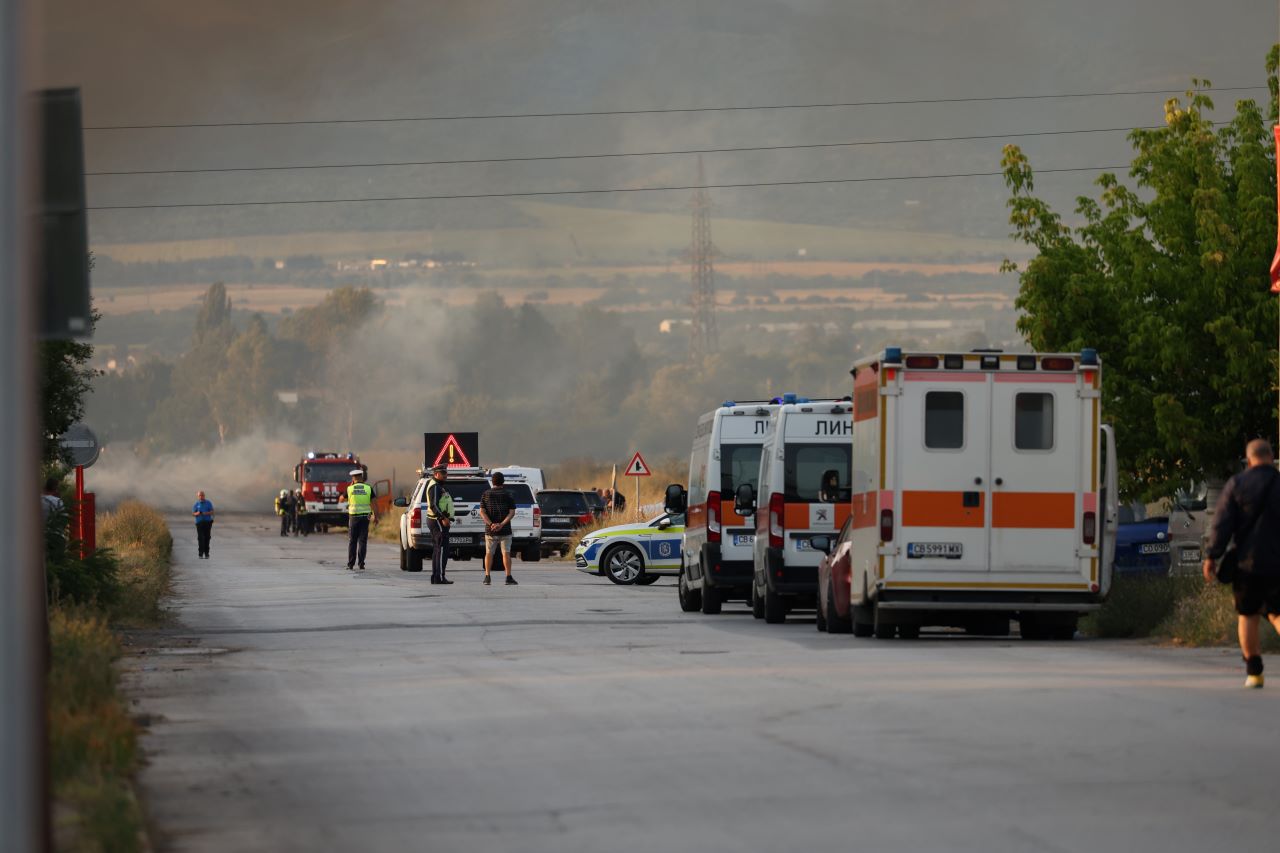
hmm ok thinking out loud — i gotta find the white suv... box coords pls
[395,470,541,571]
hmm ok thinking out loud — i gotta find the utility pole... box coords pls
[1,0,45,850]
[689,156,718,362]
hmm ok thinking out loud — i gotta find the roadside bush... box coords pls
[1158,581,1280,652]
[45,507,120,609]
[1082,575,1197,638]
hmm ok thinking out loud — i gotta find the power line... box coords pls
[82,85,1266,131]
[85,123,1204,177]
[87,164,1129,211]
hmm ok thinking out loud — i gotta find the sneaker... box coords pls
[439,578,454,585]
[346,565,354,571]
[505,576,518,586]
[483,575,491,585]
[1245,674,1265,689]
[357,565,366,572]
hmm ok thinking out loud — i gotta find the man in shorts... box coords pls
[479,471,518,586]
[1204,438,1280,688]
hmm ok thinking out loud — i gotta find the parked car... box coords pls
[536,489,594,558]
[575,512,684,585]
[1167,483,1206,576]
[395,469,541,570]
[1114,503,1171,576]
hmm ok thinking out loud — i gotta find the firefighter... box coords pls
[293,488,307,536]
[345,468,376,571]
[275,489,292,537]
[425,462,454,584]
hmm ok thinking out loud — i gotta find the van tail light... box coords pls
[577,513,594,526]
[1082,511,1096,545]
[879,509,894,543]
[707,490,722,543]
[533,506,541,528]
[768,492,785,549]
[410,506,422,529]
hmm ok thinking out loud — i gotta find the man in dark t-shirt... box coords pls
[480,472,518,586]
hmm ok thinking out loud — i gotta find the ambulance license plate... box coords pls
[1139,542,1170,555]
[907,542,963,559]
[732,534,754,546]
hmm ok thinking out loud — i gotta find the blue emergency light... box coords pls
[1081,348,1099,366]
[884,347,903,364]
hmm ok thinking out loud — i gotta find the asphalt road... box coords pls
[126,514,1278,853]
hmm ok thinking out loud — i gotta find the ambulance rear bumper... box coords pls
[877,589,1101,612]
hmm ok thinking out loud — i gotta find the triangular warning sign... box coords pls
[624,452,651,477]
[432,434,473,468]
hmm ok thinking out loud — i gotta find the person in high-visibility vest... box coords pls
[293,488,308,537]
[345,469,377,572]
[424,462,454,584]
[275,489,292,537]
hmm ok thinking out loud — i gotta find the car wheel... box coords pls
[407,548,424,573]
[852,603,875,637]
[751,580,765,619]
[763,584,786,624]
[826,578,852,634]
[815,593,828,632]
[898,624,920,640]
[399,545,408,572]
[678,568,702,612]
[635,574,661,586]
[604,544,643,585]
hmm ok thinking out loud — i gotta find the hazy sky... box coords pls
[39,0,1280,255]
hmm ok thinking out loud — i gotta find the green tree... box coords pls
[1002,66,1279,497]
[39,330,97,464]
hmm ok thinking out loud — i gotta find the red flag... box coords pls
[1272,125,1280,293]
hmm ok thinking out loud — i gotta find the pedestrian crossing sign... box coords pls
[624,452,651,477]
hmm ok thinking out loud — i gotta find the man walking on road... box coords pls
[1204,438,1280,688]
[480,471,518,586]
[425,463,454,584]
[193,490,214,559]
[345,469,376,572]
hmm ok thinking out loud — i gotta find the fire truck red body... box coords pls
[294,451,368,528]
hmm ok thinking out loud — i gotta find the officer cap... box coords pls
[349,468,364,477]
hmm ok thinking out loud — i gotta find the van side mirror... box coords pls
[392,497,408,508]
[657,517,672,530]
[664,483,687,515]
[734,483,756,515]
[810,534,832,555]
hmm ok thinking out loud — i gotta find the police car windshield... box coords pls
[784,445,852,502]
[537,491,589,514]
[720,444,763,494]
[429,481,534,503]
[303,463,356,480]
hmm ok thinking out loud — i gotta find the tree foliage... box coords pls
[1003,62,1280,498]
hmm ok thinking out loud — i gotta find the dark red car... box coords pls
[814,517,859,635]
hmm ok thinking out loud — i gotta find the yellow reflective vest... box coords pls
[346,482,373,516]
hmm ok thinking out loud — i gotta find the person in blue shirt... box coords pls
[192,490,215,559]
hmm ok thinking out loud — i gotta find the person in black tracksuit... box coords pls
[1204,438,1280,688]
[425,463,454,585]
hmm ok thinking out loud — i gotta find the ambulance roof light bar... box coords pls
[1081,348,1099,366]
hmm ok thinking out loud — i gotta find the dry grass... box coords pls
[48,607,144,852]
[1158,581,1280,651]
[99,501,174,627]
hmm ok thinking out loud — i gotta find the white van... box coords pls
[825,348,1118,639]
[675,399,782,614]
[737,399,852,623]
[489,466,546,494]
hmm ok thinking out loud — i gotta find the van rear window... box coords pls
[924,391,964,450]
[1014,393,1055,451]
[719,444,763,495]
[784,444,851,502]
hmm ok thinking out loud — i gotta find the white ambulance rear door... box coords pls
[894,373,990,580]
[987,374,1083,577]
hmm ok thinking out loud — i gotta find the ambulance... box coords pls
[831,348,1118,639]
[676,399,781,614]
[735,398,853,623]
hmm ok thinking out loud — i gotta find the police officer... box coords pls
[424,462,454,584]
[345,469,377,572]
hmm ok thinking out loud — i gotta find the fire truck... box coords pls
[293,451,389,529]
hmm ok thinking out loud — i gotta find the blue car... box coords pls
[1113,503,1171,576]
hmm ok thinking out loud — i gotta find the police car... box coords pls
[575,512,685,585]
